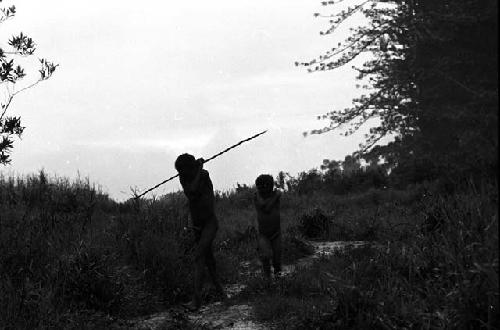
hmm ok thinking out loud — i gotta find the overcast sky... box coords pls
[2,0,374,201]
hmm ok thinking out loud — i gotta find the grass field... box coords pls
[0,171,498,329]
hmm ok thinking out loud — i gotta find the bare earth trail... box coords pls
[130,240,369,330]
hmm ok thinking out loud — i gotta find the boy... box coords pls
[175,153,225,311]
[253,174,282,279]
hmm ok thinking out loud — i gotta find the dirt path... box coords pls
[131,240,368,330]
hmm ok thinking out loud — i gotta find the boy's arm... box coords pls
[249,201,259,228]
[253,192,266,210]
[250,194,260,234]
[262,190,281,213]
[254,190,281,213]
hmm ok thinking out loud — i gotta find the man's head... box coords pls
[255,174,274,195]
[175,153,198,179]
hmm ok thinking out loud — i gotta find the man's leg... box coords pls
[204,224,225,297]
[191,253,204,310]
[271,234,282,276]
[187,236,205,311]
[186,224,216,311]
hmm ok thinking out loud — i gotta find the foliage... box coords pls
[1,170,497,328]
[0,172,121,328]
[0,172,309,327]
[0,2,57,164]
[300,0,498,180]
[299,207,332,239]
[250,182,498,329]
[276,153,389,195]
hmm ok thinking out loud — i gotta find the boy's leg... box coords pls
[258,235,273,278]
[261,258,271,278]
[271,234,282,276]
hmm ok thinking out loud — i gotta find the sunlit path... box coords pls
[131,240,371,330]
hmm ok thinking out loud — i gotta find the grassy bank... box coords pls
[0,172,497,329]
[0,172,310,328]
[247,183,499,329]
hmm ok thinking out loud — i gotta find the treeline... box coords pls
[276,156,387,195]
[301,0,497,191]
[231,153,448,197]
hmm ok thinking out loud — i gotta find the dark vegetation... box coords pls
[0,2,57,165]
[300,0,497,185]
[0,167,497,329]
[248,181,498,329]
[0,171,317,328]
[243,0,499,326]
[1,0,498,328]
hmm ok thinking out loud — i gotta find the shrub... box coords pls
[56,246,124,314]
[298,208,331,239]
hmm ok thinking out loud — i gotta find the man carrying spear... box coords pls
[135,130,268,311]
[174,153,225,311]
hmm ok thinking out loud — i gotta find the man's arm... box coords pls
[180,159,205,199]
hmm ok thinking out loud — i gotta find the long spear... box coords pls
[134,130,268,199]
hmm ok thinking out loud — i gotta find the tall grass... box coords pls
[1,172,497,329]
[0,171,204,328]
[0,171,123,328]
[0,172,310,328]
[249,182,499,329]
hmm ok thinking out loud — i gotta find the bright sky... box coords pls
[2,0,374,201]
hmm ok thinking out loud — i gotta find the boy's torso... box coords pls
[256,193,280,239]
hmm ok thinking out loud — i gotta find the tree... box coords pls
[299,0,498,182]
[0,2,57,164]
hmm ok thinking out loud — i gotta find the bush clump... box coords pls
[298,208,331,239]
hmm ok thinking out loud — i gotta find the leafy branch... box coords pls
[0,3,57,164]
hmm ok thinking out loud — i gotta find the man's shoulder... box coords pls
[200,169,214,190]
[200,169,212,182]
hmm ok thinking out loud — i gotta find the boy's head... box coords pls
[175,153,198,179]
[255,174,274,194]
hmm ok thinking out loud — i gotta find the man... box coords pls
[175,153,225,311]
